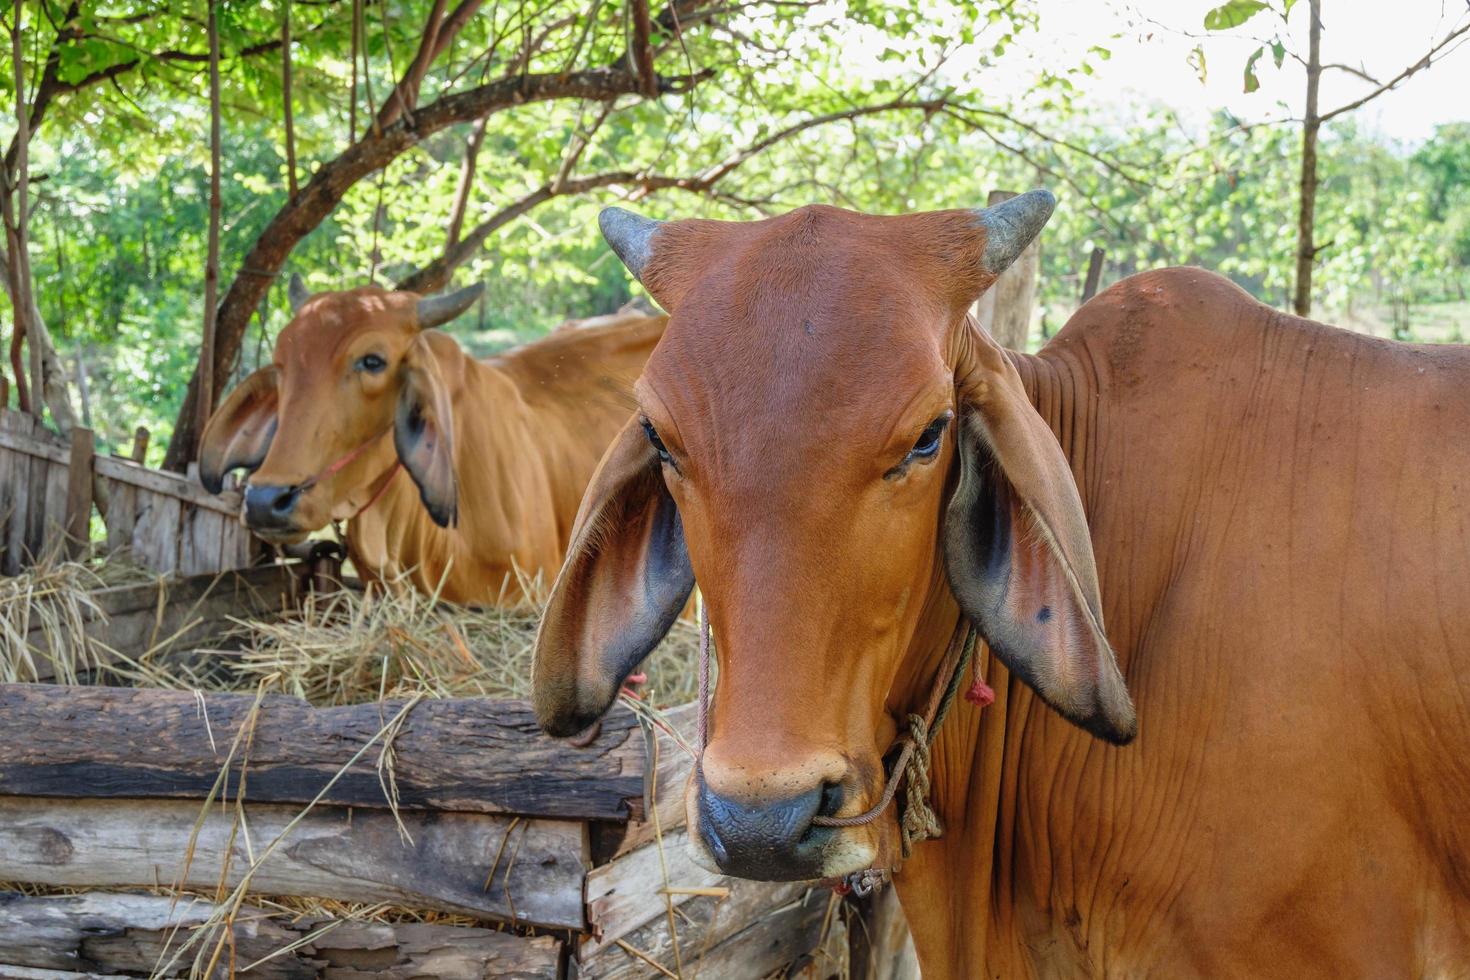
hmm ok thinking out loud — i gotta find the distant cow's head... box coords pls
[533,195,1135,881]
[200,278,482,541]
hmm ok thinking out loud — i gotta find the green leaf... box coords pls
[1188,44,1208,84]
[1271,39,1286,68]
[1204,0,1268,30]
[1283,0,1299,17]
[1244,46,1264,92]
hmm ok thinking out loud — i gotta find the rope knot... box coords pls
[899,713,943,856]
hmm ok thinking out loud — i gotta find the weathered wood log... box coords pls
[19,564,298,683]
[578,873,808,978]
[586,828,736,958]
[0,684,649,821]
[0,796,587,929]
[593,702,698,862]
[0,890,563,979]
[617,891,832,980]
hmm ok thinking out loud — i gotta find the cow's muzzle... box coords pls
[242,483,307,538]
[693,774,842,880]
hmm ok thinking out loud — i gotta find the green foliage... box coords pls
[1204,1,1270,30]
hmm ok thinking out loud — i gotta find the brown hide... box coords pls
[535,196,1470,974]
[897,269,1470,978]
[201,287,664,605]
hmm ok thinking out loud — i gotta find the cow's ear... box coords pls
[395,334,458,528]
[199,366,279,494]
[533,417,694,737]
[944,323,1136,744]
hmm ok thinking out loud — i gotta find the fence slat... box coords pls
[62,428,93,559]
[1081,246,1106,303]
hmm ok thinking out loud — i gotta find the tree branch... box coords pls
[1319,17,1470,123]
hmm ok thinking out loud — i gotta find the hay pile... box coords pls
[137,572,703,708]
[0,551,157,684]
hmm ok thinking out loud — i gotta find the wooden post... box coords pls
[130,425,150,463]
[63,426,94,558]
[973,189,1042,351]
[73,350,91,427]
[1081,246,1105,303]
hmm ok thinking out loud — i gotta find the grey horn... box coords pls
[975,189,1057,276]
[416,283,485,329]
[288,273,311,313]
[598,207,664,282]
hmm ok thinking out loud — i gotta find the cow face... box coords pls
[200,280,481,540]
[533,195,1135,882]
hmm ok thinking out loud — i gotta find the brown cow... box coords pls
[533,195,1470,976]
[201,279,665,605]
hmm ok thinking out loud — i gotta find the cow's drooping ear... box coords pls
[943,322,1136,744]
[533,417,694,737]
[394,334,458,528]
[199,366,279,494]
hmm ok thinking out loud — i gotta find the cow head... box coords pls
[533,194,1135,881]
[200,278,482,541]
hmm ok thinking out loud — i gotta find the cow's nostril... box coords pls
[818,781,843,819]
[269,486,301,514]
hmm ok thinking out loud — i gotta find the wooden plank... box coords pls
[21,564,297,682]
[575,891,832,980]
[577,874,808,978]
[0,685,651,821]
[0,796,588,929]
[27,448,56,566]
[1,413,42,573]
[596,703,699,861]
[130,489,181,576]
[585,829,729,958]
[101,478,137,555]
[0,890,563,979]
[130,425,149,463]
[848,886,919,980]
[94,454,241,516]
[178,506,224,577]
[0,418,67,463]
[62,428,93,559]
[973,189,1041,351]
[0,433,15,575]
[1081,246,1106,303]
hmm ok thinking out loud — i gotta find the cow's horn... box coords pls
[416,283,484,329]
[288,273,311,313]
[599,207,663,282]
[975,189,1056,276]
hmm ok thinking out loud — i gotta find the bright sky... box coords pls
[1012,0,1470,144]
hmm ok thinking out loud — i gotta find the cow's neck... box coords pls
[887,346,1106,979]
[347,353,560,605]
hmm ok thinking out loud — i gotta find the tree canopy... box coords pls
[1,0,1466,462]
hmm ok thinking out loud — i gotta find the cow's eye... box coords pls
[908,412,952,460]
[355,353,387,374]
[640,417,673,466]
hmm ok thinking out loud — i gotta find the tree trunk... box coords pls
[162,67,667,470]
[196,0,222,457]
[1293,0,1322,318]
[3,0,36,416]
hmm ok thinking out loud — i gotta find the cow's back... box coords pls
[1001,267,1470,976]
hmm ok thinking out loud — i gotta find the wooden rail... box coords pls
[0,408,258,576]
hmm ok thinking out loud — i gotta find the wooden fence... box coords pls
[0,684,843,978]
[0,409,258,576]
